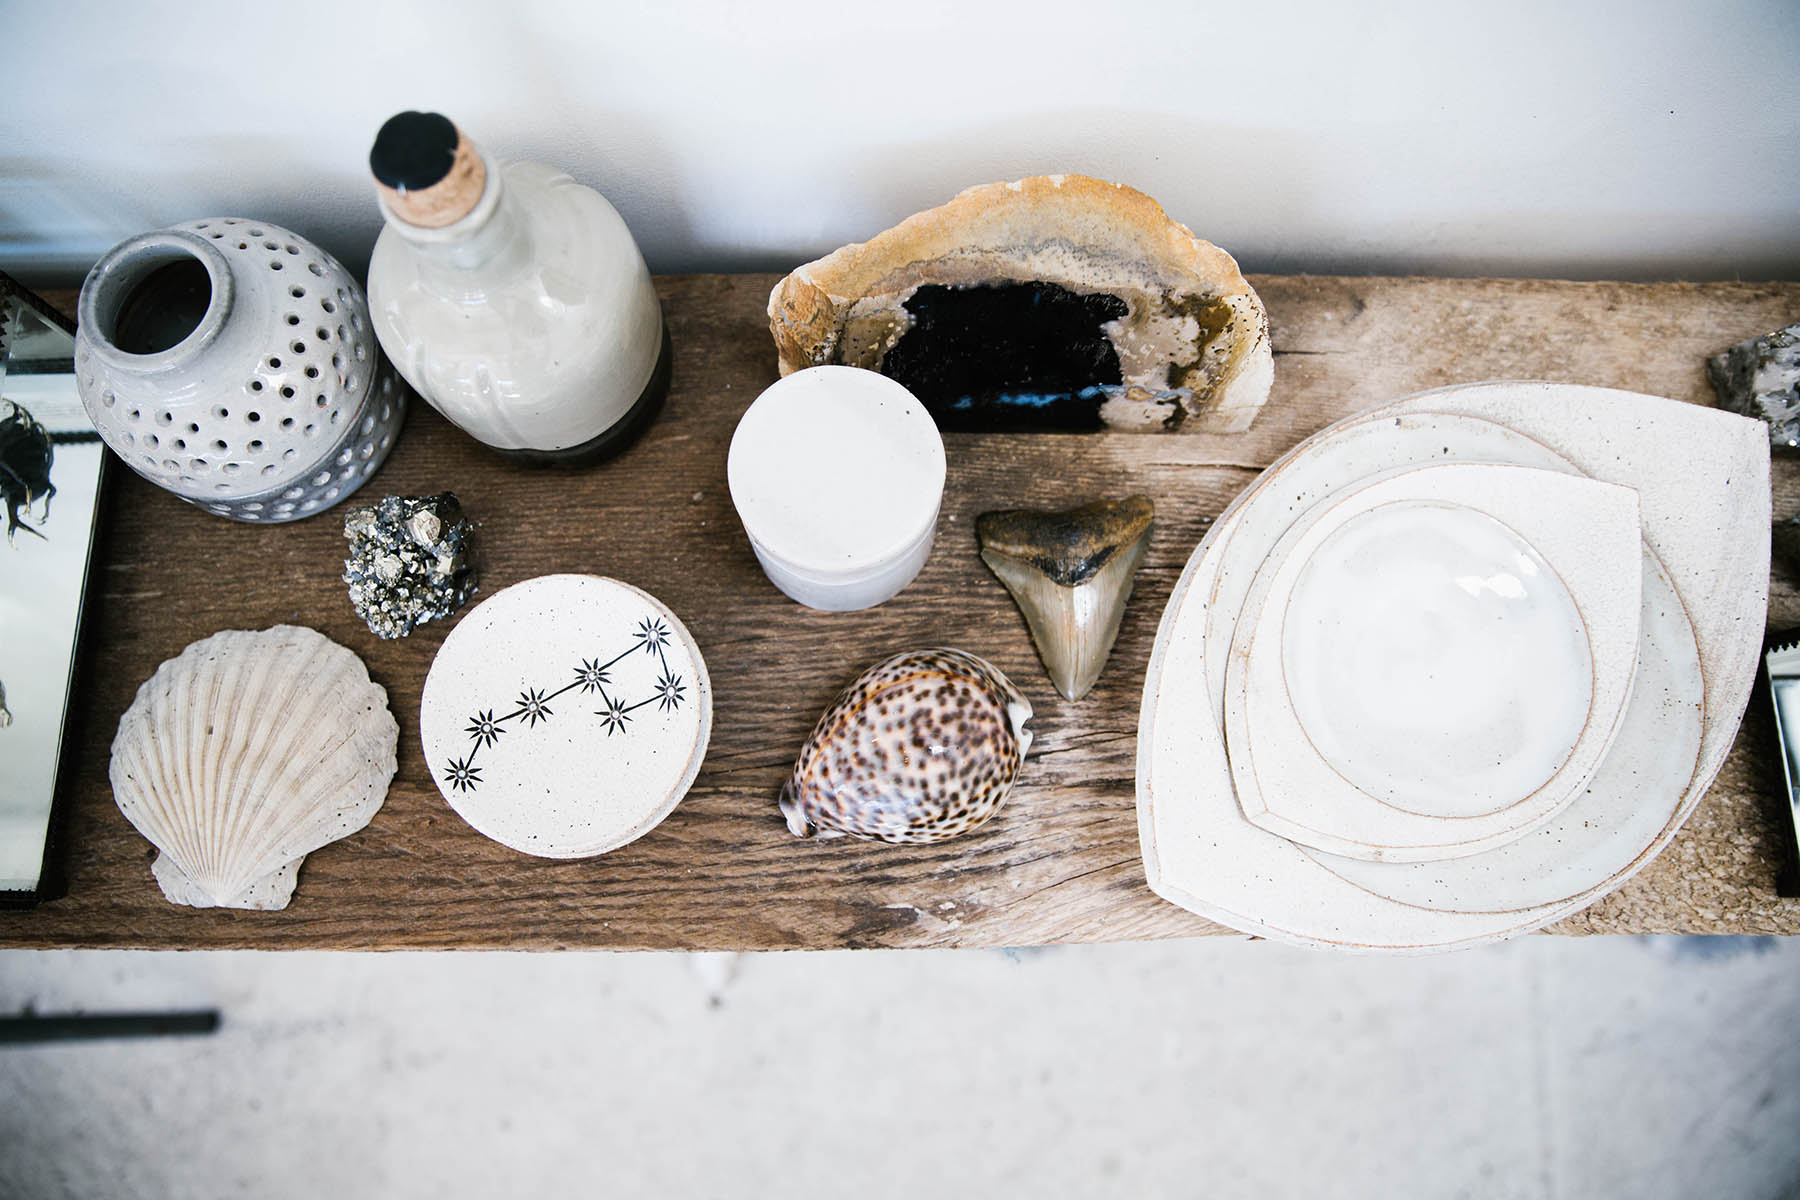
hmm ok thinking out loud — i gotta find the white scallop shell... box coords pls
[109,625,398,910]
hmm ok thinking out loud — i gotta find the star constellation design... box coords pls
[439,615,685,793]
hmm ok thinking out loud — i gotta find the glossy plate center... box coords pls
[1280,501,1593,817]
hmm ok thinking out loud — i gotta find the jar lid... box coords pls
[419,574,711,858]
[727,366,946,576]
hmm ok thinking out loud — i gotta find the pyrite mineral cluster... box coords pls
[342,492,477,639]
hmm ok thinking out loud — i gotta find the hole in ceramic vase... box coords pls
[280,386,296,399]
[212,439,228,451]
[321,300,336,314]
[173,438,186,450]
[187,422,199,433]
[214,406,230,419]
[269,261,284,271]
[280,417,295,429]
[305,366,319,379]
[246,411,261,423]
[261,464,277,476]
[105,253,212,356]
[268,357,281,369]
[248,380,263,393]
[290,286,306,298]
[291,341,307,355]
[223,462,241,474]
[312,471,331,486]
[308,263,324,277]
[285,244,299,255]
[101,391,116,408]
[145,433,159,448]
[316,328,330,341]
[286,314,301,326]
[282,487,304,500]
[248,440,263,453]
[360,415,376,435]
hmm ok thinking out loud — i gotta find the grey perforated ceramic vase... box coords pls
[74,218,404,522]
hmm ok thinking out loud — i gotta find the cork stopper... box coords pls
[370,111,488,229]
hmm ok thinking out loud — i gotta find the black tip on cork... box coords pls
[370,111,459,190]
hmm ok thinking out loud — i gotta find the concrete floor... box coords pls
[0,936,1796,1199]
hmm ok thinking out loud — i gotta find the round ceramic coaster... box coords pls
[420,574,712,858]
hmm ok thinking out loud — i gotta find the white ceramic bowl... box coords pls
[727,366,946,611]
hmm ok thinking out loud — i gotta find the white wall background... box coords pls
[2,0,1797,286]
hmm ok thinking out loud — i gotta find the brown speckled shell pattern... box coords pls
[781,649,1033,844]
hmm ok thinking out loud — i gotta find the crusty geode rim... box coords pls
[767,174,1273,432]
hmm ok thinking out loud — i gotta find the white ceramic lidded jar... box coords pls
[728,366,946,611]
[74,219,404,522]
[365,111,671,463]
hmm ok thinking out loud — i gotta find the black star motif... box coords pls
[654,669,685,713]
[574,658,610,693]
[464,710,503,748]
[446,756,482,793]
[517,687,553,727]
[597,695,633,737]
[634,617,671,655]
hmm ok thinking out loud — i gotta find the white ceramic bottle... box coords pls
[365,111,670,462]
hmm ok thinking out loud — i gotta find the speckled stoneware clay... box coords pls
[781,649,1033,844]
[419,573,711,858]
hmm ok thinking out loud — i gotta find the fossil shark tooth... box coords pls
[977,496,1154,701]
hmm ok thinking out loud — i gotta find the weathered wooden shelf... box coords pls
[7,273,1800,950]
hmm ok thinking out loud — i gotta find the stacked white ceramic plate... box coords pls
[1136,382,1770,952]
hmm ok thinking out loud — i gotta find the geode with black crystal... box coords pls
[342,493,476,639]
[1708,321,1800,448]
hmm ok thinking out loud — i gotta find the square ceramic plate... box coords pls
[1225,463,1643,862]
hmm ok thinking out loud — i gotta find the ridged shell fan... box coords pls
[110,626,398,910]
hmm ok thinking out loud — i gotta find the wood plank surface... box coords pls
[6,273,1800,950]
